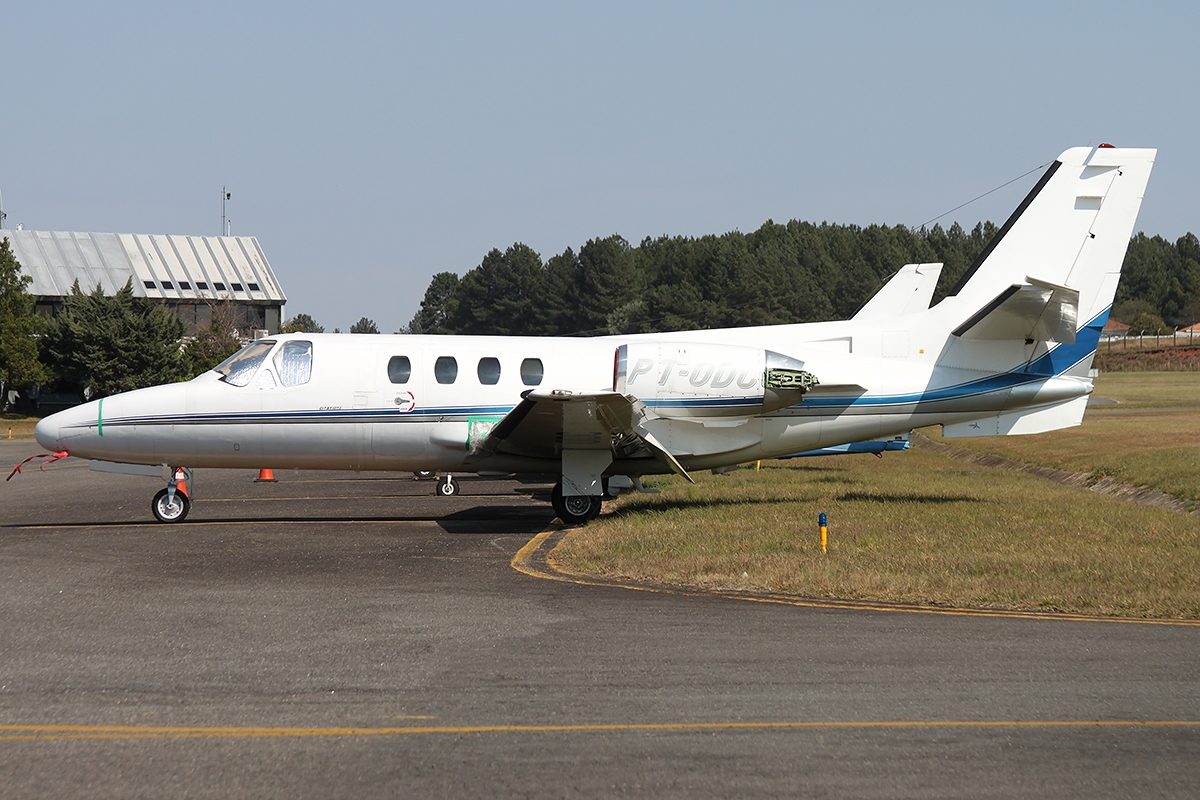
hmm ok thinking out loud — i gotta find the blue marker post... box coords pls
[819,512,828,554]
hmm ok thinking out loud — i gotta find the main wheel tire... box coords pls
[414,470,434,480]
[436,477,459,496]
[551,482,601,525]
[152,488,190,523]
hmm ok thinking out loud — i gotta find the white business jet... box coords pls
[35,145,1155,524]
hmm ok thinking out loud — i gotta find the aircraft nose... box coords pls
[34,414,64,452]
[34,402,97,454]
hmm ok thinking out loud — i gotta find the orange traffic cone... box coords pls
[255,468,277,483]
[172,467,189,497]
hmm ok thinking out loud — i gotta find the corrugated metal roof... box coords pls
[0,230,286,304]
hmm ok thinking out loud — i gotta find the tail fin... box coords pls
[942,145,1155,376]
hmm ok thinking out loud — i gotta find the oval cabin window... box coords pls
[388,355,412,384]
[520,358,543,386]
[435,356,458,384]
[477,357,501,385]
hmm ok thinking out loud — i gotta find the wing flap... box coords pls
[467,389,694,481]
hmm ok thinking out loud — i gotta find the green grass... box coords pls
[925,373,1200,503]
[555,372,1200,619]
[1090,371,1200,407]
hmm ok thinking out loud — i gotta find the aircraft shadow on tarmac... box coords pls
[437,506,557,535]
[3,507,556,533]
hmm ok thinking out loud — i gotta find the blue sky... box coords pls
[3,1,1196,332]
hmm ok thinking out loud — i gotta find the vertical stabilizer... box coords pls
[950,147,1155,318]
[943,146,1155,376]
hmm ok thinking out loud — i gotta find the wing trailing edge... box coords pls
[466,389,694,483]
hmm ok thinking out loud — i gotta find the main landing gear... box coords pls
[551,482,602,525]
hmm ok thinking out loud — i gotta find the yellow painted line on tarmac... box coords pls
[514,529,1200,627]
[509,527,560,578]
[1,719,1197,741]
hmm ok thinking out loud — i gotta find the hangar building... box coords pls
[1,230,286,335]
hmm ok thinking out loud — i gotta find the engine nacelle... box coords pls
[614,342,817,418]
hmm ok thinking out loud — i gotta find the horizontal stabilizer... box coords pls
[952,277,1079,343]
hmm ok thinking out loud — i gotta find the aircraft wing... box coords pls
[952,276,1080,343]
[466,389,694,481]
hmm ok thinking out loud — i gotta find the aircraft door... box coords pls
[372,348,427,458]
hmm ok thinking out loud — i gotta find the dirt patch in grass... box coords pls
[1095,347,1200,372]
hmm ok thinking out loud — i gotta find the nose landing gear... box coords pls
[151,467,192,523]
[152,487,190,523]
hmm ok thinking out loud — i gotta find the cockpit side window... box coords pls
[274,340,313,387]
[214,341,275,387]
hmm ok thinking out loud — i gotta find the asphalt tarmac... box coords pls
[1,439,1198,798]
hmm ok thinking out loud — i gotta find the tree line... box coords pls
[408,222,1200,338]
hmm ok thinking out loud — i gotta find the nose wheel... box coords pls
[436,475,460,496]
[152,487,191,523]
[151,466,192,523]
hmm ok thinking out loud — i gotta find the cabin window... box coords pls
[214,340,275,387]
[274,340,313,387]
[388,355,412,384]
[477,357,501,385]
[435,356,458,384]
[520,358,543,386]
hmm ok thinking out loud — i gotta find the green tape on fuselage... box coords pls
[97,397,103,437]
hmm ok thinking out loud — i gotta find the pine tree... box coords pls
[0,236,47,396]
[41,279,186,397]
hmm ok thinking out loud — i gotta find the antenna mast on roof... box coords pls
[0,187,6,229]
[221,187,231,236]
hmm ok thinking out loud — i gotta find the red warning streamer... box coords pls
[6,451,69,481]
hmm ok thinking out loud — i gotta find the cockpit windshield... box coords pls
[213,340,275,386]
